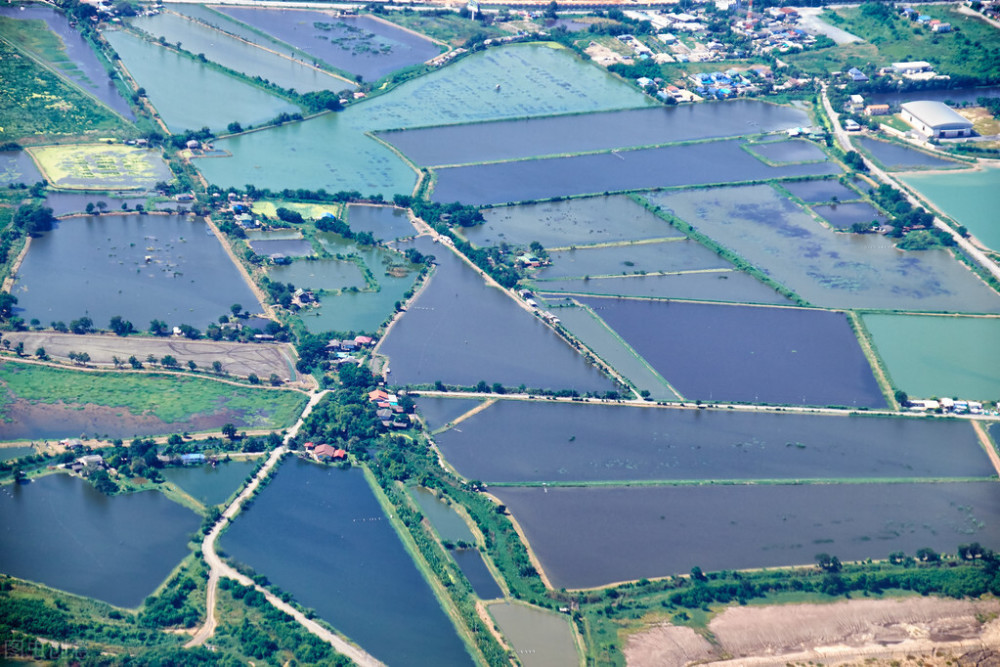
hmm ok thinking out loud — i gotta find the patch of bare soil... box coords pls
[626,597,1000,667]
[625,624,716,667]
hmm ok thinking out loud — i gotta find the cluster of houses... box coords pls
[732,6,824,57]
[899,6,952,32]
[303,442,348,462]
[687,68,763,99]
[907,398,986,415]
[368,389,412,429]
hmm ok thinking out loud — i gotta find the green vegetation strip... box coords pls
[0,361,306,426]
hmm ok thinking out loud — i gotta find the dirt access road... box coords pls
[185,390,385,667]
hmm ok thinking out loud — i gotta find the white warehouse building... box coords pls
[900,100,974,138]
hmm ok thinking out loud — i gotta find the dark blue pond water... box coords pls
[431,139,841,205]
[431,399,987,483]
[0,151,43,186]
[379,237,615,392]
[453,549,503,600]
[577,298,886,407]
[216,8,440,82]
[0,473,198,607]
[222,458,473,667]
[495,481,1000,588]
[379,101,810,166]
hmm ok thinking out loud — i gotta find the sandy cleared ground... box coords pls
[626,597,1000,667]
[1,332,298,382]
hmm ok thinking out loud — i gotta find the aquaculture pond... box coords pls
[298,235,421,333]
[537,239,730,279]
[811,201,887,230]
[747,139,827,164]
[535,270,791,305]
[0,150,43,186]
[862,314,1000,400]
[196,43,651,195]
[346,204,415,240]
[410,486,476,543]
[430,400,985,483]
[431,139,841,205]
[161,459,258,507]
[248,238,315,257]
[900,167,1000,252]
[414,396,485,432]
[576,299,885,407]
[12,215,263,329]
[453,549,503,600]
[377,238,615,392]
[0,447,35,462]
[103,30,300,133]
[549,303,680,401]
[268,257,367,291]
[130,11,347,94]
[647,185,1000,313]
[780,178,860,204]
[216,8,441,82]
[222,458,474,667]
[469,196,682,249]
[855,137,962,171]
[488,602,579,667]
[0,473,199,607]
[495,481,1000,589]
[379,101,810,166]
[0,6,134,119]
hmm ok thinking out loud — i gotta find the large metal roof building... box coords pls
[900,101,974,138]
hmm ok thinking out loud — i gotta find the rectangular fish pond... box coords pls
[11,215,265,329]
[494,480,1000,589]
[221,458,474,667]
[427,399,987,483]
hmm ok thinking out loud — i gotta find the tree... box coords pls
[269,373,281,386]
[0,293,17,320]
[128,355,143,369]
[222,423,237,439]
[247,373,260,384]
[544,0,559,19]
[212,360,224,374]
[894,390,909,406]
[146,354,158,366]
[149,319,169,336]
[112,355,123,368]
[161,355,179,368]
[187,360,197,371]
[227,121,243,134]
[109,316,134,337]
[12,202,55,236]
[34,347,47,360]
[13,341,24,356]
[815,553,842,573]
[69,317,93,335]
[230,304,243,318]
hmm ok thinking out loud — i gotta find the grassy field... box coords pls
[0,38,127,141]
[380,11,503,48]
[26,143,171,190]
[787,5,1000,81]
[0,361,306,427]
[0,16,92,86]
[251,200,343,220]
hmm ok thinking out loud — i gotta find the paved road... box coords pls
[186,390,385,667]
[820,85,1000,285]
